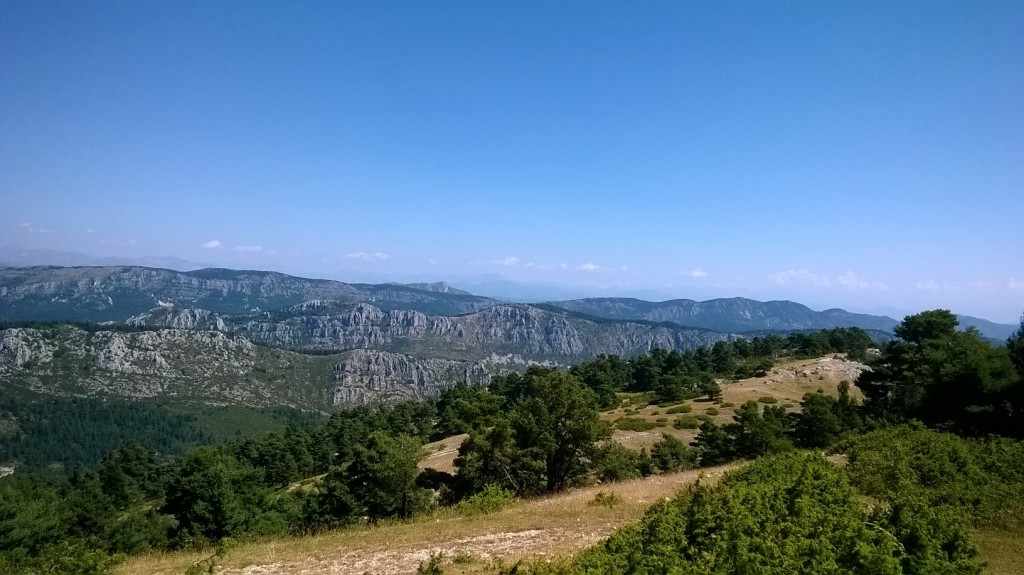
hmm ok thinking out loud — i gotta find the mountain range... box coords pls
[0,265,1016,409]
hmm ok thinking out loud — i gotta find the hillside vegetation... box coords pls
[0,310,1022,574]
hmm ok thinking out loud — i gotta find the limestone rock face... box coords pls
[1,325,541,409]
[230,303,727,359]
[0,326,316,407]
[330,349,495,405]
[126,307,227,331]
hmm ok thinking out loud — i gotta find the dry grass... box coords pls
[722,356,865,408]
[118,464,738,575]
[975,527,1024,575]
[419,433,468,474]
[603,356,867,451]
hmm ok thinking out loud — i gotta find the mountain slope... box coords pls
[547,297,901,333]
[0,325,503,409]
[0,266,497,322]
[2,303,736,407]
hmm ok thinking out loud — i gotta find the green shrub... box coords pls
[456,484,515,515]
[572,452,982,575]
[666,404,692,414]
[757,396,778,404]
[672,415,700,429]
[719,402,734,408]
[842,425,1024,527]
[704,408,719,416]
[614,417,656,432]
[650,434,696,473]
[589,491,623,508]
[592,442,650,482]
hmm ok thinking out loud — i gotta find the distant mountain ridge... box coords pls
[0,266,499,322]
[545,297,900,333]
[545,297,1015,342]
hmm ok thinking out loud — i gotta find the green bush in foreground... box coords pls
[455,484,515,515]
[571,451,982,575]
[843,424,1024,528]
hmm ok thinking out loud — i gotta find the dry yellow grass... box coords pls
[975,528,1024,575]
[603,355,867,451]
[419,433,468,474]
[118,464,738,575]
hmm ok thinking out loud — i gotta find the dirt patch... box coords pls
[419,434,467,474]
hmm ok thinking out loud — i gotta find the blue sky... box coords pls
[2,1,1022,322]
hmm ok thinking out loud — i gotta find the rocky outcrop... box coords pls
[0,326,546,408]
[125,307,227,331]
[330,349,495,405]
[0,326,326,409]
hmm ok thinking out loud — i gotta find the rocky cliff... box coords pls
[0,326,514,408]
[124,302,734,360]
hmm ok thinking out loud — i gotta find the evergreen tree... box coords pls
[347,432,431,521]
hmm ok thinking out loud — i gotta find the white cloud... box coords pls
[494,256,520,266]
[85,228,96,234]
[620,265,629,272]
[201,240,223,249]
[346,251,389,261]
[19,222,54,234]
[1007,278,1024,292]
[769,269,831,287]
[836,271,869,290]
[577,263,600,272]
[916,280,939,291]
[427,258,437,265]
[560,262,568,269]
[689,267,708,278]
[233,245,263,252]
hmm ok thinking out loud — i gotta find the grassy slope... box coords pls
[605,355,865,451]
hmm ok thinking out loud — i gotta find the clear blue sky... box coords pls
[2,1,1022,322]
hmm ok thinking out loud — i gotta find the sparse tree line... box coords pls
[0,314,1022,574]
